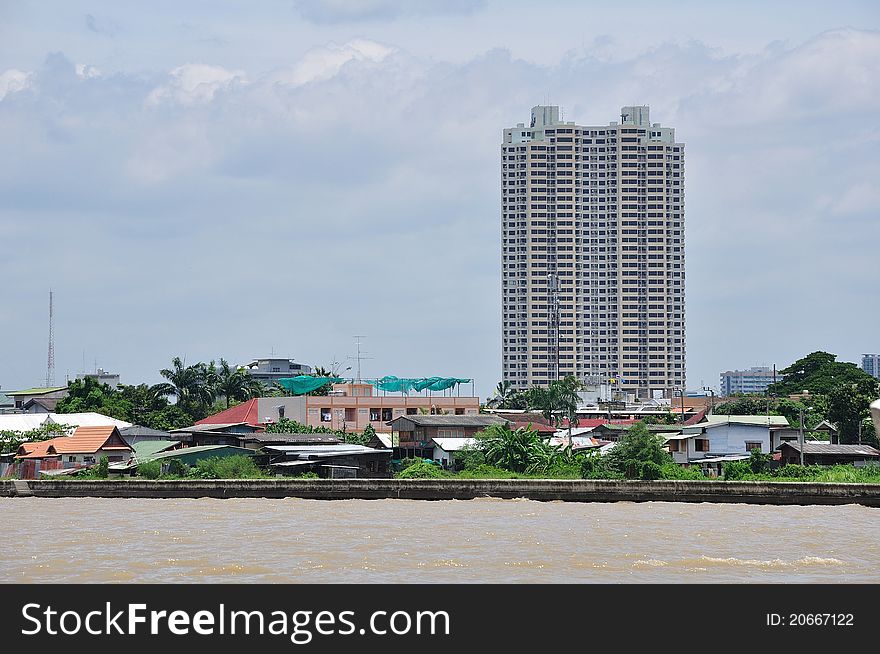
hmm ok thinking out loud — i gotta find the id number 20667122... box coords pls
[766,613,854,627]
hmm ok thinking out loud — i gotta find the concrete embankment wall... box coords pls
[1,479,879,506]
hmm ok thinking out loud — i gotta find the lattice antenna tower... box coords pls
[46,289,55,387]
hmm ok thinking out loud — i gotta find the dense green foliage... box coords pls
[0,422,73,454]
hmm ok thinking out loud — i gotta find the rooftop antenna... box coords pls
[46,289,55,387]
[347,336,374,383]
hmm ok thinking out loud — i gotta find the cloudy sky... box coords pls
[1,1,878,399]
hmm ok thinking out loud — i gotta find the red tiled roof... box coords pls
[684,409,707,426]
[195,399,261,427]
[511,420,557,434]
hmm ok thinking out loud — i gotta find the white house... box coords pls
[431,437,478,468]
[667,415,790,464]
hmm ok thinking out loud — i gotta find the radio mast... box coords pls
[46,289,56,387]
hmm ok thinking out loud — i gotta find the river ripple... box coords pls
[2,498,877,583]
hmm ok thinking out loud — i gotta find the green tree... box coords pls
[486,381,528,409]
[767,351,874,396]
[213,358,263,409]
[154,357,215,417]
[525,376,581,430]
[827,377,880,445]
[0,422,73,454]
[604,421,673,480]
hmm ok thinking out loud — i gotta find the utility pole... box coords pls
[798,406,805,466]
[702,386,715,414]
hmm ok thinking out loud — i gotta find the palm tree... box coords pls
[155,357,215,410]
[213,358,260,409]
[488,380,514,409]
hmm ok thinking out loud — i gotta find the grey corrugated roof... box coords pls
[120,425,172,438]
[780,442,880,456]
[389,415,507,427]
[241,433,341,444]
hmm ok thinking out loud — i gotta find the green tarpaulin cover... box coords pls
[369,376,471,394]
[276,376,343,395]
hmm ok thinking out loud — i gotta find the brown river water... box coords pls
[3,498,878,583]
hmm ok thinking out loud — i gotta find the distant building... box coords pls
[387,415,507,459]
[5,386,68,410]
[501,105,685,398]
[861,354,880,380]
[719,367,781,396]
[240,357,313,385]
[77,368,120,389]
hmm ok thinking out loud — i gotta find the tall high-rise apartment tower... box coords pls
[501,105,685,399]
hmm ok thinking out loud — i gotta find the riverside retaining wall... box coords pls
[1,479,879,506]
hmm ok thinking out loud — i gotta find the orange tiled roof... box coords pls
[48,425,130,454]
[16,439,61,459]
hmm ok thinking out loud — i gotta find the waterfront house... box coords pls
[170,422,262,447]
[668,415,790,464]
[387,415,507,459]
[431,437,478,468]
[265,444,391,478]
[15,425,134,478]
[777,442,880,466]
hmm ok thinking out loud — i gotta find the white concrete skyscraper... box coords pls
[501,105,685,399]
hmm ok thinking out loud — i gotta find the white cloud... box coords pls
[269,39,396,86]
[147,63,245,106]
[0,69,31,100]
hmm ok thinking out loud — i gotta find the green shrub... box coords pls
[95,456,109,479]
[137,460,162,479]
[749,448,772,474]
[167,459,189,478]
[639,461,663,480]
[580,453,622,479]
[397,461,449,479]
[722,460,750,480]
[454,445,486,471]
[294,471,319,479]
[659,463,705,480]
[192,455,264,479]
